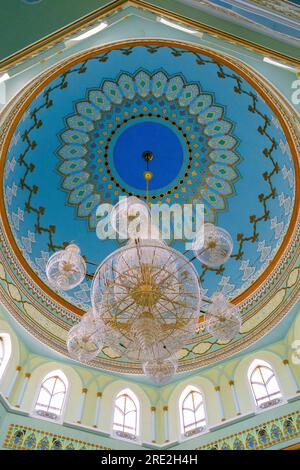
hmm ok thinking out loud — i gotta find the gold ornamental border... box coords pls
[0,39,299,374]
[1,0,300,73]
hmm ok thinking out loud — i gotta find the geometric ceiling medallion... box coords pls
[57,68,240,230]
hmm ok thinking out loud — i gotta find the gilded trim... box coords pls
[0,0,299,74]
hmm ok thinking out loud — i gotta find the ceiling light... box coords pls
[0,73,10,84]
[45,154,240,383]
[263,57,298,72]
[70,22,108,41]
[157,17,202,36]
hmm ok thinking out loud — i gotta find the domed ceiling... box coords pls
[0,40,299,374]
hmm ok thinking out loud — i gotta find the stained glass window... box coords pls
[35,370,68,417]
[113,389,139,437]
[180,386,206,435]
[248,360,282,407]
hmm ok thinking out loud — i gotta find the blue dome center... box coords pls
[113,121,184,191]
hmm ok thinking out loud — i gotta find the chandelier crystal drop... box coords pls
[194,223,233,267]
[67,312,103,362]
[143,357,178,385]
[46,244,86,291]
[91,239,201,364]
[205,292,242,342]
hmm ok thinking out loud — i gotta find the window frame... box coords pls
[112,388,140,441]
[248,359,283,410]
[32,370,68,422]
[179,385,207,438]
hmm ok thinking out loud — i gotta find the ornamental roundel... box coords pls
[0,39,299,375]
[57,68,240,229]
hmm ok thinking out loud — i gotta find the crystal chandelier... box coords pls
[45,152,241,384]
[205,292,242,342]
[91,239,201,365]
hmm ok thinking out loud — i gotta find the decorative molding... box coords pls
[1,0,299,75]
[196,411,300,450]
[3,423,111,450]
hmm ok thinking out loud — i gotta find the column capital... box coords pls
[283,359,289,365]
[97,392,102,398]
[215,386,220,392]
[82,388,88,394]
[25,373,31,379]
[16,366,22,372]
[229,380,234,386]
[163,406,168,411]
[151,406,156,412]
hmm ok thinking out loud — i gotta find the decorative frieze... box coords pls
[196,411,299,450]
[3,423,111,450]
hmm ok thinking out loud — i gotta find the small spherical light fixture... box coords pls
[143,357,177,385]
[205,292,241,342]
[194,223,233,267]
[67,313,102,362]
[46,244,86,291]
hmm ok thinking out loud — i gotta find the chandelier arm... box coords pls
[107,300,136,318]
[154,299,186,324]
[115,256,142,282]
[150,300,180,326]
[134,239,144,277]
[159,293,193,310]
[152,246,207,285]
[150,252,178,282]
[110,263,140,284]
[157,246,204,287]
[101,291,135,310]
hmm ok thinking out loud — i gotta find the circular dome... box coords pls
[0,39,299,374]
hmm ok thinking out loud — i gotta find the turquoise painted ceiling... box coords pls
[4,44,295,313]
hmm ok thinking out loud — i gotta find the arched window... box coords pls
[34,370,68,419]
[0,333,12,380]
[248,359,282,408]
[179,386,206,436]
[113,388,139,439]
